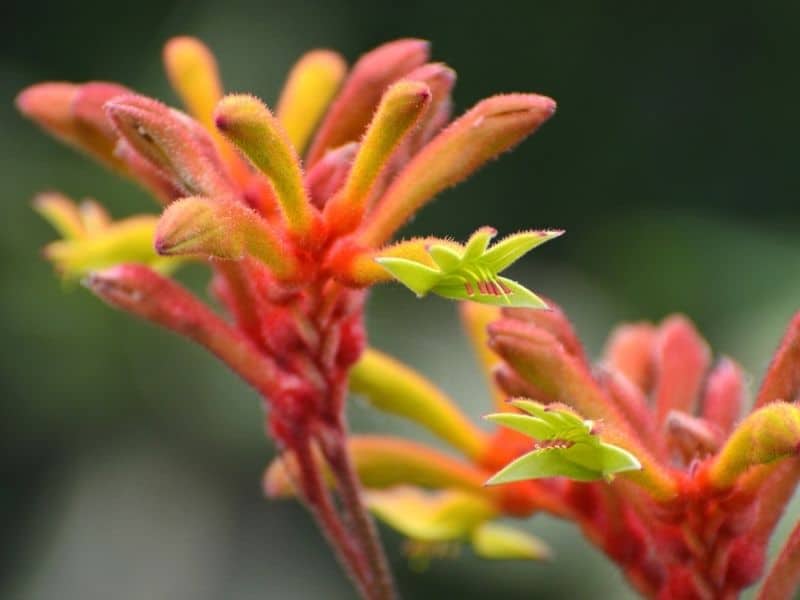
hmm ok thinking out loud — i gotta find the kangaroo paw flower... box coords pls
[376,227,562,307]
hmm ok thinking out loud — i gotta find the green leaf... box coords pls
[375,227,561,307]
[374,257,442,296]
[485,399,642,484]
[428,244,461,271]
[485,413,555,439]
[486,447,600,484]
[482,230,563,272]
[598,442,643,478]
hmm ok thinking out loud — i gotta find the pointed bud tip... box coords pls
[213,94,272,135]
[302,48,348,70]
[386,38,431,56]
[163,35,207,57]
[81,266,138,302]
[16,83,79,133]
[385,79,432,108]
[153,237,170,256]
[15,82,76,114]
[214,93,263,119]
[213,112,229,132]
[476,94,557,125]
[410,62,457,85]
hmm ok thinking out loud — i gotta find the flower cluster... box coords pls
[17,37,557,599]
[270,300,800,598]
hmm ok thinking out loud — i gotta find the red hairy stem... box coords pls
[84,264,285,399]
[318,420,397,600]
[292,437,374,598]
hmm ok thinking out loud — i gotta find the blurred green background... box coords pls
[3,1,800,598]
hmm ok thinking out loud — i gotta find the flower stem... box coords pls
[294,438,374,598]
[320,421,397,600]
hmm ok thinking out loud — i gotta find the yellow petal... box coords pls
[163,36,223,129]
[43,215,181,280]
[350,348,489,459]
[33,192,87,240]
[263,435,490,498]
[365,486,496,542]
[470,522,552,560]
[276,49,347,154]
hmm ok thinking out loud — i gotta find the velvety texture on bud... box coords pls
[653,315,711,424]
[163,36,223,128]
[306,142,358,208]
[16,82,78,139]
[155,196,297,279]
[702,358,744,435]
[276,50,347,154]
[596,366,661,457]
[324,80,431,236]
[490,320,605,415]
[359,94,556,246]
[17,81,130,170]
[403,63,456,141]
[709,401,800,488]
[502,301,587,365]
[115,139,185,204]
[665,411,722,459]
[162,36,251,185]
[105,94,232,197]
[603,323,657,393]
[214,94,314,237]
[84,264,281,399]
[305,38,430,165]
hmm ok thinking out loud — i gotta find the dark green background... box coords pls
[3,1,800,598]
